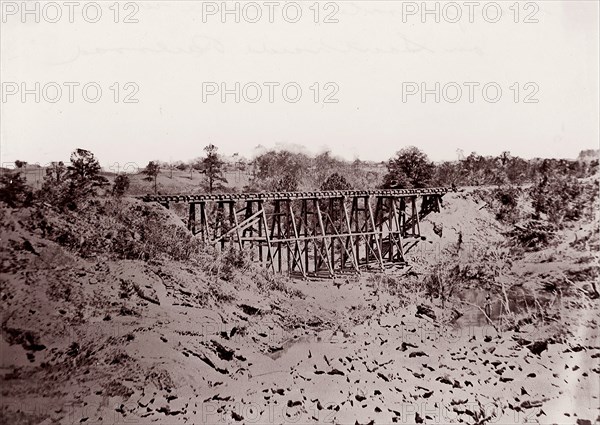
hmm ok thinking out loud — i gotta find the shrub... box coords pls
[383,146,435,189]
[320,172,352,191]
[210,246,251,282]
[472,186,523,224]
[530,175,595,225]
[112,174,130,197]
[27,198,203,261]
[0,172,33,208]
[274,174,299,192]
[422,259,463,305]
[507,220,557,251]
[38,161,72,209]
[492,186,522,223]
[142,161,160,194]
[68,148,107,188]
[248,150,310,192]
[38,150,108,210]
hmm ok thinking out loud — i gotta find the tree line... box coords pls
[241,146,598,192]
[1,145,598,211]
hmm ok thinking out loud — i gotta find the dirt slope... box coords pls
[1,190,598,425]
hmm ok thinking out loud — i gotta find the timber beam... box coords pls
[141,188,453,277]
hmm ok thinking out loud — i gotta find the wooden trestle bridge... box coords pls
[142,188,451,278]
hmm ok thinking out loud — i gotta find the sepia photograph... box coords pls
[1,1,599,424]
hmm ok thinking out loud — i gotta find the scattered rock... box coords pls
[212,341,235,361]
[416,305,436,321]
[239,304,261,315]
[521,400,543,409]
[528,340,548,356]
[131,281,160,305]
[398,342,418,351]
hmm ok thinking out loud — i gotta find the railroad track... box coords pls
[141,187,453,278]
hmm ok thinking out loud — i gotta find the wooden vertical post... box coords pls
[200,202,209,242]
[342,198,360,273]
[243,201,254,252]
[277,201,283,272]
[375,196,387,260]
[410,197,416,237]
[231,201,243,250]
[311,200,319,272]
[400,198,406,237]
[391,197,405,262]
[259,201,274,271]
[217,202,226,250]
[414,196,421,237]
[315,199,334,277]
[302,199,309,274]
[285,199,293,274]
[288,201,306,278]
[328,198,335,269]
[387,197,394,261]
[367,196,384,270]
[257,201,263,262]
[339,199,346,271]
[352,197,360,265]
[188,203,196,234]
[270,200,280,272]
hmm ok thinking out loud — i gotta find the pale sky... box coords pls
[1,0,598,168]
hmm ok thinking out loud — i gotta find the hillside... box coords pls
[1,188,599,424]
[15,166,253,195]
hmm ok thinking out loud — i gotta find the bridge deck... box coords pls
[142,187,452,277]
[140,187,451,203]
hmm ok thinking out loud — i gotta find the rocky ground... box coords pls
[1,190,598,425]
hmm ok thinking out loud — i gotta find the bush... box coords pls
[38,150,108,210]
[0,172,33,208]
[507,220,557,251]
[112,174,130,197]
[383,146,435,189]
[38,162,72,209]
[472,186,523,224]
[210,246,251,282]
[142,161,160,194]
[424,261,459,304]
[68,149,107,187]
[493,186,522,223]
[530,175,596,225]
[26,198,203,261]
[320,172,352,191]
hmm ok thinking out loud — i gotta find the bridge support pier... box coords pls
[145,188,450,278]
